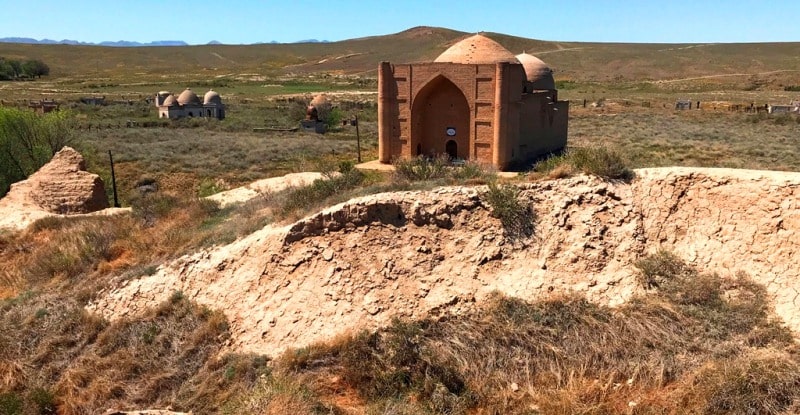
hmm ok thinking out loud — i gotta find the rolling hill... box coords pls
[0,26,798,85]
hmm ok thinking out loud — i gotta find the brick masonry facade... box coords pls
[378,61,568,171]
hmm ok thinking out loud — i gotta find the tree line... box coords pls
[0,107,71,197]
[0,57,50,80]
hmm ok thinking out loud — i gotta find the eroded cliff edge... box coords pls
[88,167,800,355]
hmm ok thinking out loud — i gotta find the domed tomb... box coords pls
[203,89,222,105]
[177,88,200,105]
[309,94,332,121]
[434,34,519,65]
[516,53,555,90]
[162,95,178,106]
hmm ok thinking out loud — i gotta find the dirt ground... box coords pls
[87,167,800,356]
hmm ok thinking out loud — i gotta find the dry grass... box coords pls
[568,110,800,171]
[274,253,797,414]
[534,145,634,181]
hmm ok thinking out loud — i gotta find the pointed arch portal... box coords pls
[411,75,470,160]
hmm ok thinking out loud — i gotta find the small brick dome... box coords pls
[310,94,329,107]
[203,89,221,105]
[434,34,519,65]
[162,94,178,106]
[516,53,555,90]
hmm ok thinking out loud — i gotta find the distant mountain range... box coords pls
[0,37,329,46]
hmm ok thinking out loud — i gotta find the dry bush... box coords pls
[222,374,337,415]
[535,146,634,181]
[678,350,800,414]
[52,296,230,414]
[393,156,496,185]
[274,254,796,414]
[481,181,534,238]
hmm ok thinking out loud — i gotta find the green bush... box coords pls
[0,108,73,197]
[130,193,181,227]
[280,168,366,216]
[635,250,693,289]
[27,387,56,415]
[535,146,634,181]
[568,146,634,180]
[482,182,533,237]
[0,393,22,415]
[393,156,450,182]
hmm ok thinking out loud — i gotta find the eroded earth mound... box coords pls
[89,167,800,355]
[0,146,109,230]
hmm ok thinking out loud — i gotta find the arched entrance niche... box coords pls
[411,75,470,160]
[445,140,458,159]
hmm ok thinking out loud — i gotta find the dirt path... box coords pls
[650,69,800,83]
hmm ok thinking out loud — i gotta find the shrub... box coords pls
[393,156,450,182]
[568,146,634,180]
[482,182,533,237]
[393,156,495,185]
[535,146,634,181]
[131,193,180,227]
[28,387,56,415]
[0,108,73,197]
[279,167,365,217]
[0,393,22,415]
[635,250,693,289]
[683,351,800,415]
[450,161,494,183]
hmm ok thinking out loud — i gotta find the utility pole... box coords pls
[108,150,120,208]
[354,114,362,163]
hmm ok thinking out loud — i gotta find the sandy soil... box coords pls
[89,167,800,356]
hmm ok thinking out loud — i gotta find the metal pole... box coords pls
[108,150,120,208]
[355,114,362,163]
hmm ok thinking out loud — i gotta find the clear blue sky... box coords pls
[1,0,798,44]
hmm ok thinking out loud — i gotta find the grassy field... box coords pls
[568,108,800,171]
[2,26,800,414]
[1,26,800,86]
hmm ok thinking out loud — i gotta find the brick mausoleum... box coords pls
[377,34,568,171]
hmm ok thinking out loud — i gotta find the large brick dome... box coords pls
[177,88,200,105]
[516,53,555,90]
[434,34,519,65]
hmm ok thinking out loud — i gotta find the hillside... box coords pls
[5,164,800,413]
[1,26,799,84]
[90,167,800,355]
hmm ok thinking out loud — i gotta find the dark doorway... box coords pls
[445,140,458,159]
[417,144,422,156]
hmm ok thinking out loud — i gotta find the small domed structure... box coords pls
[309,94,329,108]
[177,88,200,105]
[516,53,555,90]
[162,94,178,106]
[203,89,221,105]
[309,94,332,121]
[155,87,225,120]
[434,34,519,65]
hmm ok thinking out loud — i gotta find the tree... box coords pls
[0,108,72,197]
[0,59,13,80]
[8,60,22,78]
[22,59,49,78]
